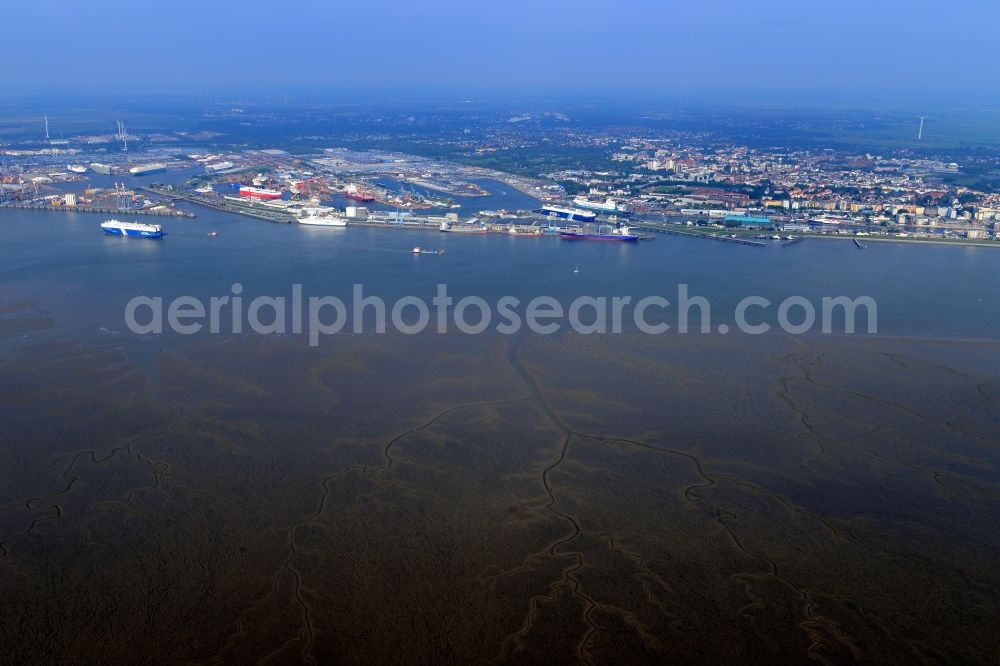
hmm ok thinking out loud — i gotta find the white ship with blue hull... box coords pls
[101,219,163,238]
[540,205,597,223]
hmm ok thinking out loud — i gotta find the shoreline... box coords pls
[797,233,1000,249]
[632,221,1000,249]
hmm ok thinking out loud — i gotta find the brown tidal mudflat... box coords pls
[0,301,52,342]
[1,325,999,664]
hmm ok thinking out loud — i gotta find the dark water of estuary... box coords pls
[1,208,999,663]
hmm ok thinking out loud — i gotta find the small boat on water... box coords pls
[100,219,163,238]
[208,231,217,237]
[412,246,444,255]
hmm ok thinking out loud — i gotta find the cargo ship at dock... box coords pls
[128,163,167,176]
[298,214,347,227]
[344,184,376,202]
[540,205,597,223]
[100,219,163,238]
[572,197,626,214]
[239,186,283,200]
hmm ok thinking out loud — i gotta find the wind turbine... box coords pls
[116,120,129,153]
[917,116,928,140]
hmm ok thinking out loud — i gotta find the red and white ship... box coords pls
[239,186,283,200]
[344,183,376,202]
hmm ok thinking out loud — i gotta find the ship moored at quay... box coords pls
[298,213,348,226]
[128,163,167,176]
[540,205,598,223]
[572,197,627,214]
[238,185,283,199]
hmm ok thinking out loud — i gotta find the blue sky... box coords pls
[2,0,997,98]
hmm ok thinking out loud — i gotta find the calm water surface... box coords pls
[1,204,998,348]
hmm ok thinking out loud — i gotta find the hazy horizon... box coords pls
[3,0,998,100]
